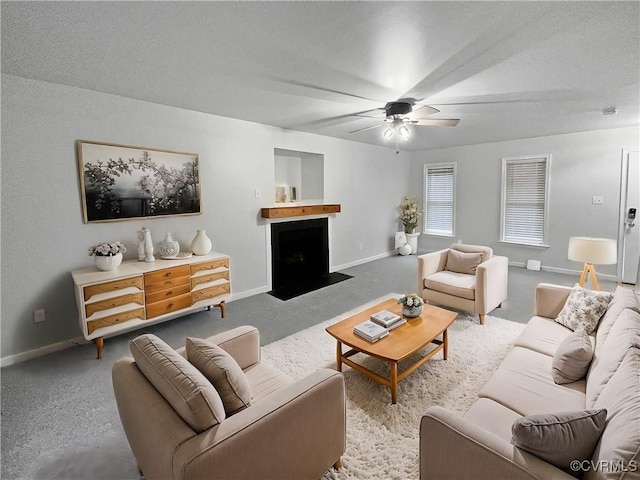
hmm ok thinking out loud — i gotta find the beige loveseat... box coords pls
[112,325,346,480]
[417,243,509,325]
[420,283,640,480]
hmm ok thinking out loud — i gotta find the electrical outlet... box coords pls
[34,309,46,323]
[358,243,364,251]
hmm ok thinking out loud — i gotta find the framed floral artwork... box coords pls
[77,140,201,223]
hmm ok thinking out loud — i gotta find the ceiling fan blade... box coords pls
[353,109,386,119]
[410,118,460,127]
[348,124,386,134]
[411,104,440,116]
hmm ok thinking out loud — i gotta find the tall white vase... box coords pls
[191,230,212,255]
[406,233,420,255]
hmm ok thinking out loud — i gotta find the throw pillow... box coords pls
[445,249,483,275]
[130,334,225,433]
[552,329,593,384]
[555,284,612,334]
[511,409,607,469]
[186,337,252,415]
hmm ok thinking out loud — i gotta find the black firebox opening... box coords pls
[269,218,351,300]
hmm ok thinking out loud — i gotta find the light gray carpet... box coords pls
[0,254,617,479]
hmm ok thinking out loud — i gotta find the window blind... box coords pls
[502,158,548,245]
[425,165,455,235]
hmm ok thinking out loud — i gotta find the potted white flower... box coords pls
[88,241,126,271]
[399,196,421,234]
[398,293,424,318]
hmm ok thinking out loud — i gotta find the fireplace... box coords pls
[269,218,351,300]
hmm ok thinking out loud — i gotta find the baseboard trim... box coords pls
[541,265,617,281]
[508,261,617,281]
[332,250,396,271]
[1,336,87,367]
[229,286,270,301]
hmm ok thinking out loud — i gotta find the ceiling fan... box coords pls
[348,99,460,153]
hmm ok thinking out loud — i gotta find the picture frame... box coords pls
[289,186,298,201]
[275,185,287,203]
[77,140,201,223]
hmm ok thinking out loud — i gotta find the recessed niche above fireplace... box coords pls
[274,148,324,204]
[269,218,351,300]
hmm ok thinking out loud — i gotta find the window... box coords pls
[423,163,456,236]
[501,155,550,246]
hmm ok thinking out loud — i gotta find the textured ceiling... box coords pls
[2,1,639,151]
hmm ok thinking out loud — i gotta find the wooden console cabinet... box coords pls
[71,252,231,359]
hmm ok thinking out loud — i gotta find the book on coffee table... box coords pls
[370,310,402,328]
[386,317,407,331]
[353,320,389,342]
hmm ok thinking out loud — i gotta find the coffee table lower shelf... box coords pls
[335,333,447,404]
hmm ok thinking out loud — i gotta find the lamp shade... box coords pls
[568,237,617,265]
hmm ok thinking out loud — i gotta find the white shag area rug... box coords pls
[261,295,526,480]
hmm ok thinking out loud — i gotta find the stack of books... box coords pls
[370,310,406,330]
[353,310,407,343]
[353,320,389,343]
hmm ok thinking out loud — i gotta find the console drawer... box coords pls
[146,293,192,319]
[191,270,230,289]
[83,276,143,301]
[87,307,145,335]
[144,266,191,287]
[192,283,231,303]
[190,258,229,275]
[144,275,190,295]
[145,284,191,304]
[85,292,144,318]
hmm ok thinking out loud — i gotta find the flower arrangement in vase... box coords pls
[399,195,421,233]
[88,241,126,271]
[398,293,424,318]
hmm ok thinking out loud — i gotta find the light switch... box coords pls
[255,189,262,199]
[592,196,604,205]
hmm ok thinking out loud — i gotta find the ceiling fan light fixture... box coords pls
[383,127,395,140]
[398,125,410,140]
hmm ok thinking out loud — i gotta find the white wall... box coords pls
[1,74,410,360]
[409,127,640,277]
[301,152,324,201]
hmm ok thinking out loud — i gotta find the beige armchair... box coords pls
[417,244,508,325]
[112,326,346,480]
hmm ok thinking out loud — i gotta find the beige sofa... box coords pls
[417,244,509,325]
[420,283,640,480]
[112,325,346,480]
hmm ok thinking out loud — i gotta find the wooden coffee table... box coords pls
[325,297,458,404]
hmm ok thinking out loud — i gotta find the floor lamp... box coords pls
[567,237,617,290]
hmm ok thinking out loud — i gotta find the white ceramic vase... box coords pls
[402,304,423,318]
[406,233,420,255]
[191,230,212,255]
[94,252,123,271]
[398,244,412,256]
[159,232,180,258]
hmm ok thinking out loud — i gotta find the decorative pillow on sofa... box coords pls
[552,329,593,384]
[555,285,612,334]
[445,249,483,275]
[595,286,640,356]
[511,409,607,469]
[130,334,225,433]
[186,337,252,415]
